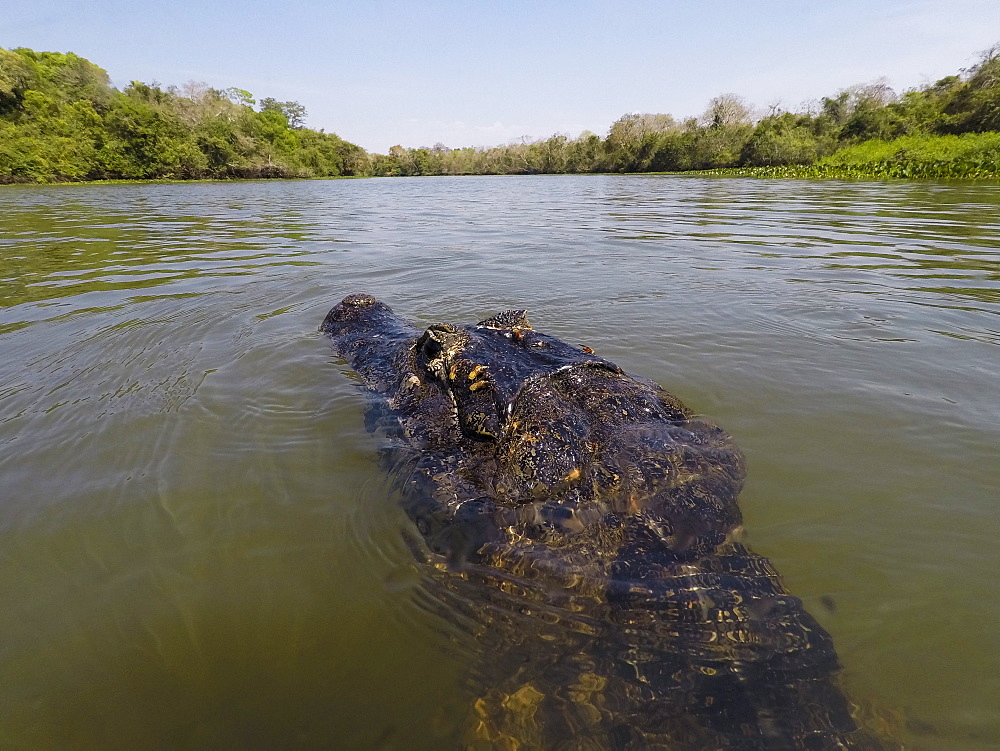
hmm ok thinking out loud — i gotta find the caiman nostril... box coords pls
[341,293,377,307]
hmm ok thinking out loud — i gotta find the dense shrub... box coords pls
[0,47,365,183]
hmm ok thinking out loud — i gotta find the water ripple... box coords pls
[0,176,998,749]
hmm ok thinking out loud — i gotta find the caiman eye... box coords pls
[416,325,455,361]
[422,336,442,359]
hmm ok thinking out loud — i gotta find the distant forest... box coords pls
[2,44,999,183]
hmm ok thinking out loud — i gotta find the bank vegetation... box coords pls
[2,44,999,183]
[0,48,366,182]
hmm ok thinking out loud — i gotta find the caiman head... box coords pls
[323,293,745,557]
[322,295,866,750]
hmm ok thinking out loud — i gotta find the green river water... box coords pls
[0,175,997,749]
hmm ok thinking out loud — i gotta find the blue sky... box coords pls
[4,0,999,152]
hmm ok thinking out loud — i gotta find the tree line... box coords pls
[0,47,367,182]
[2,44,999,183]
[371,44,1000,178]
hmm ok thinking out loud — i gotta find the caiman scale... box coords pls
[322,293,890,751]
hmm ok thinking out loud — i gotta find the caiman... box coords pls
[321,293,893,751]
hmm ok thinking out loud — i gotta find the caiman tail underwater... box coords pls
[322,293,894,751]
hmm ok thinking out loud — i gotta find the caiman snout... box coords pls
[321,295,421,388]
[320,293,389,336]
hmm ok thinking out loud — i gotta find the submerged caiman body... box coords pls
[322,294,888,750]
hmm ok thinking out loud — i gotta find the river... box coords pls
[0,175,997,749]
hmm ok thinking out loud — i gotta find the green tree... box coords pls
[566,131,602,172]
[946,44,1000,132]
[223,87,255,108]
[741,112,836,166]
[0,48,34,114]
[259,97,307,128]
[605,113,677,171]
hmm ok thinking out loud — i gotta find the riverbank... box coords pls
[6,44,1000,185]
[0,174,368,187]
[5,154,998,187]
[680,132,1000,180]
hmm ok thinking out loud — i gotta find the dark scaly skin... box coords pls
[322,294,895,751]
